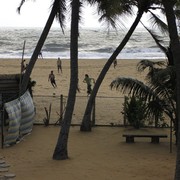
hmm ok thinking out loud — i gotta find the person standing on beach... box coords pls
[48,70,57,88]
[57,57,62,73]
[38,51,43,59]
[21,59,27,73]
[113,59,117,69]
[77,78,80,93]
[83,74,95,96]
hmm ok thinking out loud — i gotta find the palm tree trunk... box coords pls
[21,0,59,93]
[162,1,180,179]
[80,9,144,131]
[53,0,79,160]
[162,0,180,180]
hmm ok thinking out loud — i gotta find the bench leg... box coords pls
[126,136,134,143]
[151,137,159,143]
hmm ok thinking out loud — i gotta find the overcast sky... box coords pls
[0,0,155,30]
[0,0,106,28]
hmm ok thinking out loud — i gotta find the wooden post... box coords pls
[19,40,26,96]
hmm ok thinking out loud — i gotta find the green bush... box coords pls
[122,96,147,129]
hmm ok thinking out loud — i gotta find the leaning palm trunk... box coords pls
[80,9,145,131]
[162,1,180,179]
[21,0,59,93]
[53,0,79,160]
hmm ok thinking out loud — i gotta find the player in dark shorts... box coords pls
[48,70,57,88]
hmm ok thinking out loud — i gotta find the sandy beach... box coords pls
[0,58,146,96]
[0,58,176,180]
[0,58,150,125]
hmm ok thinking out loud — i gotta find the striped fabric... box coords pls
[3,90,35,146]
[4,99,21,145]
[20,90,35,135]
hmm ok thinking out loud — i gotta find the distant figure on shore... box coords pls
[57,57,62,73]
[21,59,26,73]
[83,74,95,96]
[48,70,57,88]
[113,59,117,69]
[77,78,80,93]
[38,51,43,59]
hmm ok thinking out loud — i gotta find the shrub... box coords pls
[122,96,147,129]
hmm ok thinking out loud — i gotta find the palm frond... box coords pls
[148,10,168,35]
[141,22,169,54]
[55,0,67,34]
[137,60,175,99]
[17,0,26,13]
[137,60,166,83]
[110,77,159,102]
[137,59,165,72]
[152,66,175,82]
[145,99,170,121]
[17,0,36,13]
[141,23,173,65]
[150,66,176,95]
[96,0,134,29]
[175,1,180,7]
[174,9,180,19]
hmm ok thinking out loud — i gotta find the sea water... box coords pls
[0,27,169,60]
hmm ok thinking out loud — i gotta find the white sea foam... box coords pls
[0,27,169,59]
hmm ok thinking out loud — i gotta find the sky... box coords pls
[0,0,105,28]
[0,0,154,29]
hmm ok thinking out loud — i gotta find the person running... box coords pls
[83,74,95,96]
[48,70,57,88]
[57,57,62,73]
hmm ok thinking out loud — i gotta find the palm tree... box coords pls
[18,0,66,93]
[80,0,160,131]
[18,0,81,160]
[110,59,176,136]
[161,1,180,179]
[18,0,78,160]
[52,0,135,160]
[52,0,128,159]
[53,0,80,160]
[80,0,180,131]
[18,0,135,160]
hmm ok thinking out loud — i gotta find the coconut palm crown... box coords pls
[110,59,177,140]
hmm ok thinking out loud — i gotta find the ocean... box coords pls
[0,27,169,60]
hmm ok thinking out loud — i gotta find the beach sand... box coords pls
[0,58,176,180]
[0,58,146,96]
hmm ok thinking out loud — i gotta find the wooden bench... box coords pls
[123,134,168,143]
